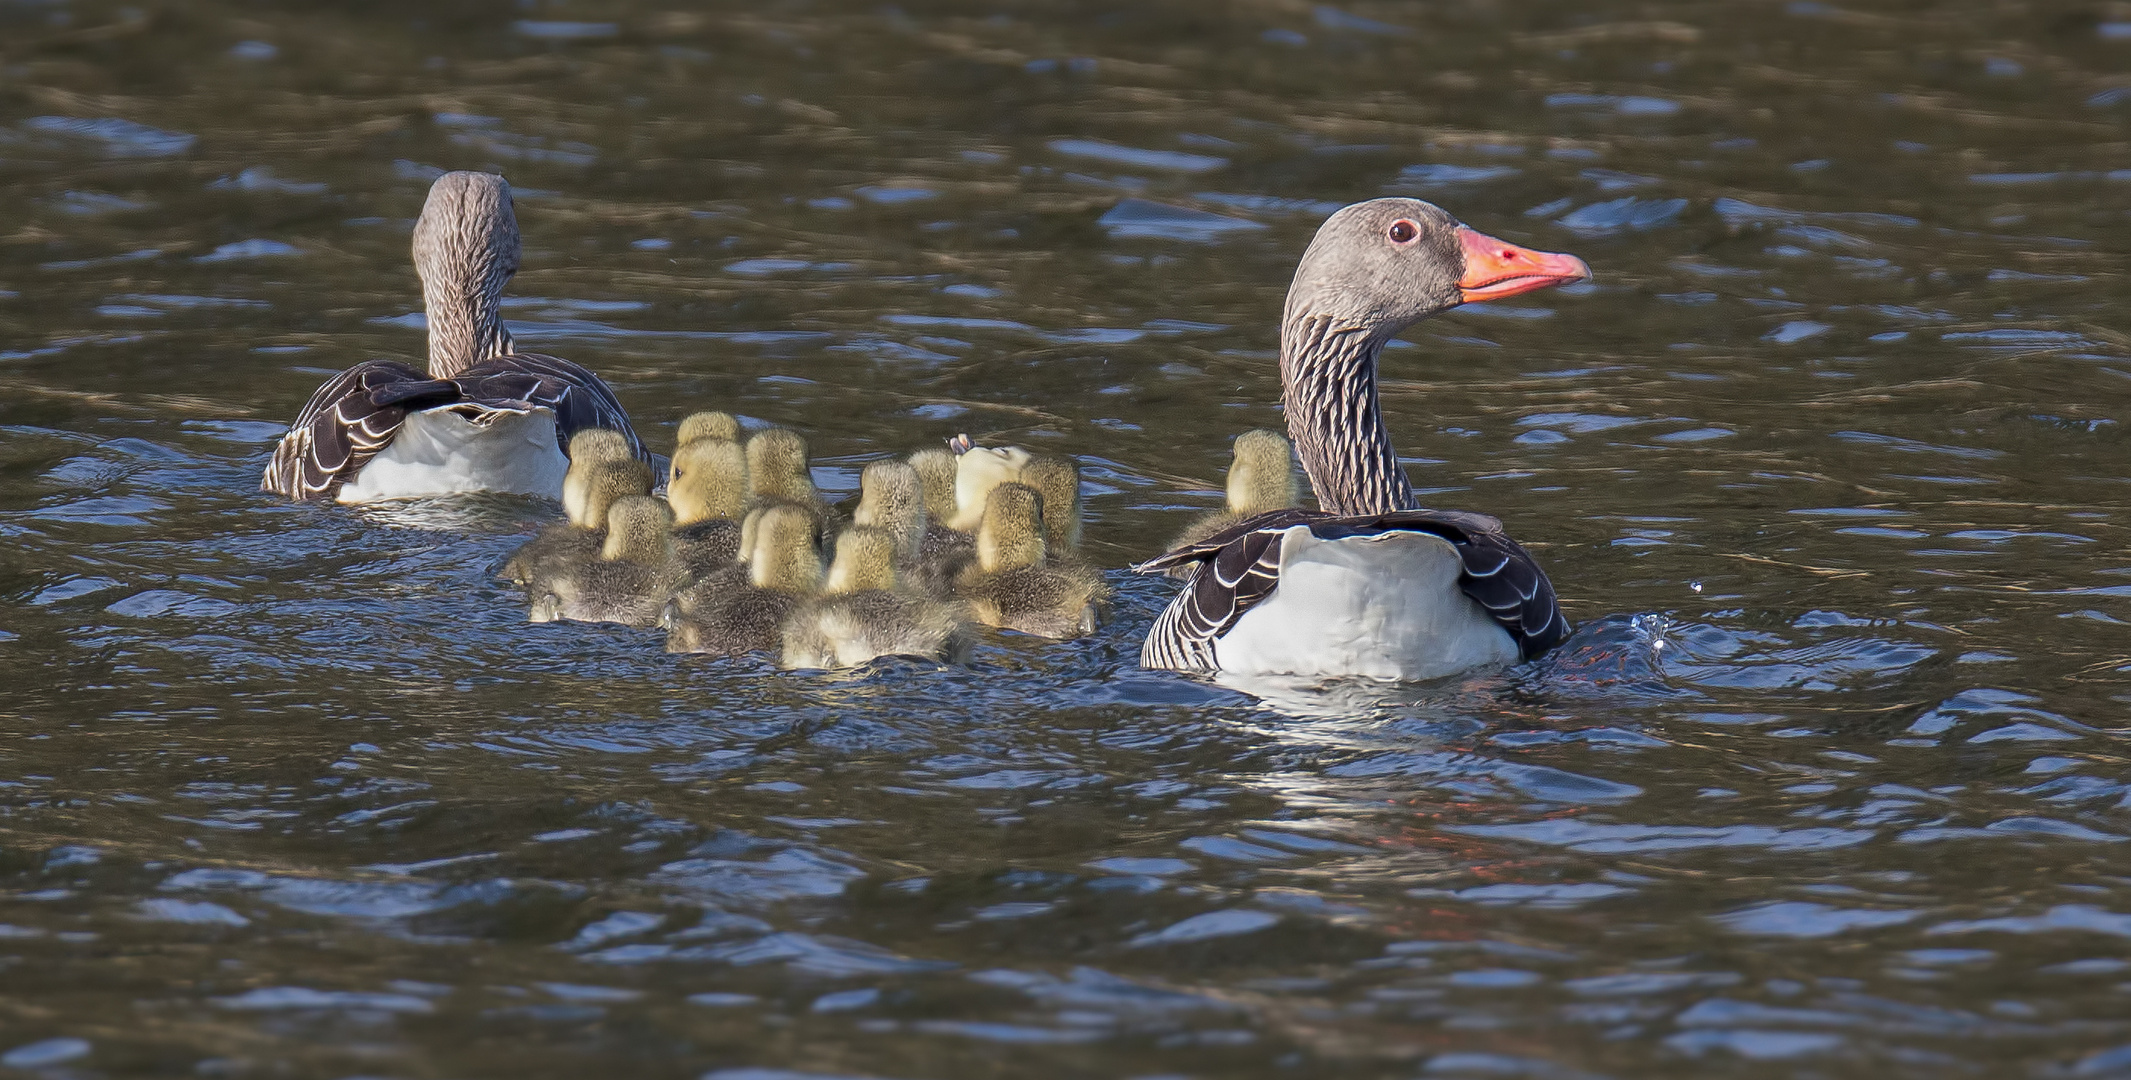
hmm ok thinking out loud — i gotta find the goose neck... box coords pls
[422,277,513,377]
[1278,314,1415,516]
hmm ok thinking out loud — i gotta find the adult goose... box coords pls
[260,171,646,502]
[1137,198,1588,681]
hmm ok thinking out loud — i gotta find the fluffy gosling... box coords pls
[781,527,968,669]
[527,494,677,626]
[665,504,821,655]
[955,482,1109,639]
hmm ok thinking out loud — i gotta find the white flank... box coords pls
[337,406,568,503]
[1213,524,1519,681]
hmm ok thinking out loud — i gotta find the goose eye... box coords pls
[1387,219,1419,244]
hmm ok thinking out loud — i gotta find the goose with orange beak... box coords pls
[1138,198,1590,681]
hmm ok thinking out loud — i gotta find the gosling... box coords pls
[665,504,821,655]
[527,494,678,626]
[675,410,741,447]
[746,427,837,539]
[1019,454,1084,557]
[1167,429,1300,571]
[500,454,653,585]
[667,436,750,577]
[955,482,1109,639]
[560,428,637,526]
[782,527,968,669]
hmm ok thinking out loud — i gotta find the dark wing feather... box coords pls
[260,360,438,500]
[260,352,647,502]
[1136,506,1569,670]
[453,352,649,464]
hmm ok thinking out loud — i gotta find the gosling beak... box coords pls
[1455,226,1591,304]
[948,433,974,456]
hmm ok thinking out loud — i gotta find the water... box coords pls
[3,0,2130,1076]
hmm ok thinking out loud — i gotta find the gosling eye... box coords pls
[1387,219,1419,245]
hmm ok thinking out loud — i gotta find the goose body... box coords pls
[261,172,645,502]
[1138,199,1586,681]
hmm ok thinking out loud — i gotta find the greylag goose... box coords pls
[262,171,646,501]
[665,504,821,655]
[782,527,969,669]
[500,442,653,586]
[1166,429,1301,573]
[1136,199,1586,681]
[956,482,1108,639]
[527,494,677,626]
[667,437,750,577]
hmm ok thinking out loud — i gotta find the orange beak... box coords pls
[1455,226,1591,303]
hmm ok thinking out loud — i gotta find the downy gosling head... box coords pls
[1228,429,1299,515]
[1018,455,1083,555]
[853,460,926,561]
[562,428,639,525]
[949,443,1031,532]
[676,410,741,447]
[668,438,749,525]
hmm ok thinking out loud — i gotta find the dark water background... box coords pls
[4,1,2131,1076]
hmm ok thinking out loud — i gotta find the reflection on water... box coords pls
[4,0,2131,1076]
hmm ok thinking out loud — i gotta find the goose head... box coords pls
[601,495,676,564]
[574,458,654,529]
[562,428,636,524]
[1279,199,1588,516]
[676,410,741,446]
[668,438,749,524]
[746,427,817,505]
[1281,198,1589,337]
[949,443,1031,531]
[908,448,958,525]
[1227,428,1300,515]
[1018,455,1082,554]
[853,459,926,559]
[412,171,521,376]
[748,504,822,593]
[823,527,899,596]
[976,482,1046,573]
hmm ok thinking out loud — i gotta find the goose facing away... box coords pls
[262,172,646,502]
[1167,428,1301,562]
[1137,199,1587,681]
[956,482,1109,639]
[500,451,653,585]
[665,504,821,655]
[527,494,676,626]
[782,527,968,669]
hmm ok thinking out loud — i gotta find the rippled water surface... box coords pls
[4,1,2131,1076]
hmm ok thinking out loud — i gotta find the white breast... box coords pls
[336,406,569,504]
[1212,524,1520,681]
